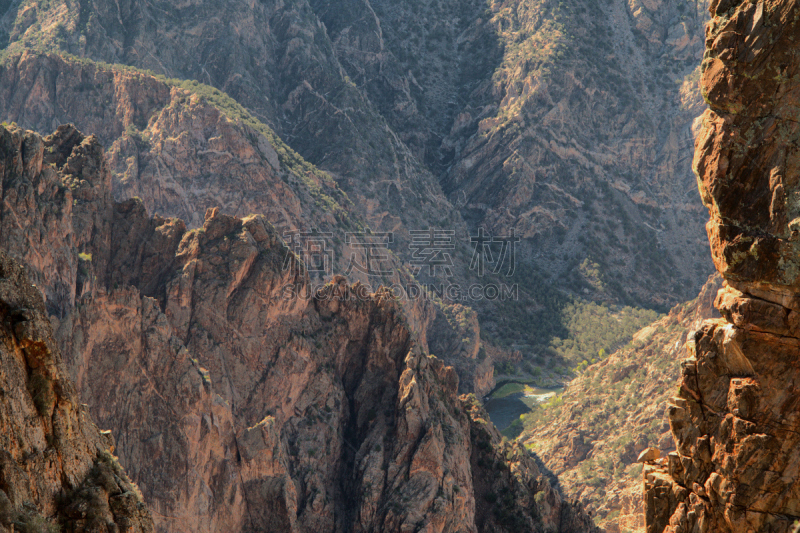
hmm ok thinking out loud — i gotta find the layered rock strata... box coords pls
[645,0,800,531]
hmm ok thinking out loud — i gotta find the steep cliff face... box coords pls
[645,0,800,531]
[1,123,597,532]
[0,50,498,394]
[307,0,715,311]
[0,0,718,356]
[463,395,597,532]
[437,0,713,309]
[0,249,153,532]
[306,0,501,170]
[522,274,721,532]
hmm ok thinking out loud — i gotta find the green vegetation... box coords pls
[513,296,703,526]
[491,381,528,399]
[551,300,660,368]
[486,259,661,379]
[28,372,54,417]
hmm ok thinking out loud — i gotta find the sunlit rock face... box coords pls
[645,1,800,532]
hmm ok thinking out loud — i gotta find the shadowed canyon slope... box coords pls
[0,123,599,532]
[301,0,717,309]
[522,274,721,532]
[0,248,153,532]
[645,0,800,531]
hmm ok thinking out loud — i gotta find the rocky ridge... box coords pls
[645,0,800,531]
[0,122,598,532]
[0,49,494,396]
[0,248,153,532]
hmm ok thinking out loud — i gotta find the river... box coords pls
[483,385,564,431]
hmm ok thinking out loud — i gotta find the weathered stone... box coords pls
[638,447,661,463]
[0,250,153,531]
[646,0,800,531]
[0,123,597,532]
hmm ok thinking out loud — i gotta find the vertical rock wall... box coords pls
[645,1,800,531]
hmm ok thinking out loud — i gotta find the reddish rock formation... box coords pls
[0,51,494,396]
[645,0,800,531]
[0,250,153,532]
[1,123,598,532]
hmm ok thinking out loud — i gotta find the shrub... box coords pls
[28,372,54,417]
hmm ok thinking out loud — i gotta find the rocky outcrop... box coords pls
[0,51,499,394]
[0,50,352,236]
[1,123,596,532]
[0,249,153,532]
[645,0,800,531]
[462,396,598,532]
[523,274,721,532]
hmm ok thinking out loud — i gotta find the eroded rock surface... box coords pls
[0,250,153,532]
[0,50,494,396]
[0,0,717,356]
[645,0,800,531]
[0,123,597,532]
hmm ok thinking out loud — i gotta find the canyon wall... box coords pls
[0,123,597,532]
[0,50,494,396]
[645,0,800,531]
[0,0,718,361]
[0,247,153,532]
